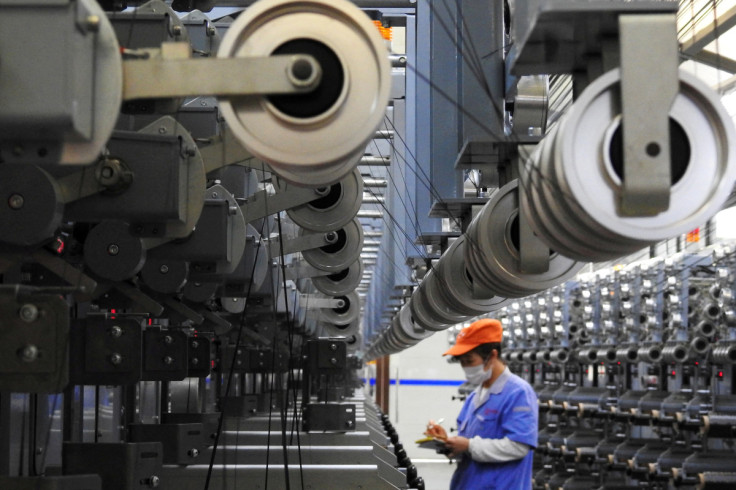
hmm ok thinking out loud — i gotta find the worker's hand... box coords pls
[443,436,470,457]
[425,420,448,441]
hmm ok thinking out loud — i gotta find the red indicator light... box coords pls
[719,371,724,378]
[671,370,676,376]
[148,318,152,326]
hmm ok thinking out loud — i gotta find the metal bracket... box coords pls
[123,43,321,100]
[518,190,550,274]
[285,262,332,281]
[268,231,338,257]
[618,14,678,216]
[199,127,266,175]
[299,295,346,309]
[243,185,324,224]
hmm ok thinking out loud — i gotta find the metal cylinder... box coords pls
[549,349,569,364]
[616,346,639,363]
[522,351,539,363]
[696,320,717,339]
[578,348,598,364]
[638,345,663,363]
[713,344,736,364]
[597,347,618,363]
[662,344,690,364]
[690,337,711,356]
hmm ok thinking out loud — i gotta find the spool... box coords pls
[277,169,363,232]
[217,0,390,187]
[317,291,360,326]
[301,218,363,272]
[520,69,736,262]
[465,180,583,298]
[312,258,363,296]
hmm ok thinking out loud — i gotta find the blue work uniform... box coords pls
[450,367,538,490]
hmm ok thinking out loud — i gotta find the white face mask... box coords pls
[463,362,493,385]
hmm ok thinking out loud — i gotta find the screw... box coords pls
[206,26,216,37]
[110,326,123,338]
[19,344,38,363]
[211,192,218,198]
[345,420,354,428]
[172,25,182,36]
[110,353,123,365]
[146,476,161,488]
[191,357,199,366]
[330,343,338,351]
[107,244,119,256]
[324,232,338,243]
[164,335,173,345]
[188,448,199,458]
[191,341,199,349]
[8,194,24,210]
[163,356,174,365]
[158,127,167,134]
[19,304,38,323]
[330,357,338,365]
[160,265,169,274]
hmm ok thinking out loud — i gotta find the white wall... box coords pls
[387,331,467,461]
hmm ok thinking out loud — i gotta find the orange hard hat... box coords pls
[442,318,502,356]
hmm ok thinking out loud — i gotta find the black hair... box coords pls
[469,342,502,361]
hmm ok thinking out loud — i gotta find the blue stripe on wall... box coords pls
[364,378,464,386]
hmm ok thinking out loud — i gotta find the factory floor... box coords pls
[414,459,456,490]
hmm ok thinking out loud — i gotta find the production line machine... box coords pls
[3,0,736,488]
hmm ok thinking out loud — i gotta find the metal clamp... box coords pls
[123,42,322,100]
[618,14,678,216]
[299,295,346,309]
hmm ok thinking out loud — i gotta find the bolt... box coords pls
[158,127,167,134]
[335,299,346,309]
[172,25,182,36]
[163,356,174,365]
[19,304,38,323]
[164,335,173,345]
[107,244,119,256]
[290,58,314,82]
[228,205,238,216]
[211,192,218,198]
[110,353,123,365]
[231,298,238,303]
[86,15,101,32]
[330,357,338,365]
[324,232,338,243]
[146,476,161,488]
[8,194,24,210]
[330,343,338,351]
[345,420,354,428]
[191,357,199,366]
[19,344,38,363]
[206,26,216,37]
[110,326,123,338]
[188,448,199,458]
[192,341,199,349]
[160,265,169,274]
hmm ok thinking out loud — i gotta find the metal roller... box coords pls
[320,317,359,338]
[578,348,598,364]
[409,278,456,332]
[317,291,360,326]
[312,258,363,296]
[690,337,711,356]
[434,236,511,317]
[615,346,639,363]
[520,69,736,262]
[301,218,363,272]
[217,0,390,187]
[276,169,364,232]
[712,343,736,364]
[662,343,690,364]
[395,301,434,344]
[464,180,584,298]
[638,344,663,363]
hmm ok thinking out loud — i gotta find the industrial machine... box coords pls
[1,0,736,489]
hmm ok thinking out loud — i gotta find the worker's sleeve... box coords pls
[501,385,539,448]
[467,436,530,462]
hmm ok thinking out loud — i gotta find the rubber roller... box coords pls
[217,0,390,187]
[519,69,736,263]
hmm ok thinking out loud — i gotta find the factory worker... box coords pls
[426,318,538,490]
